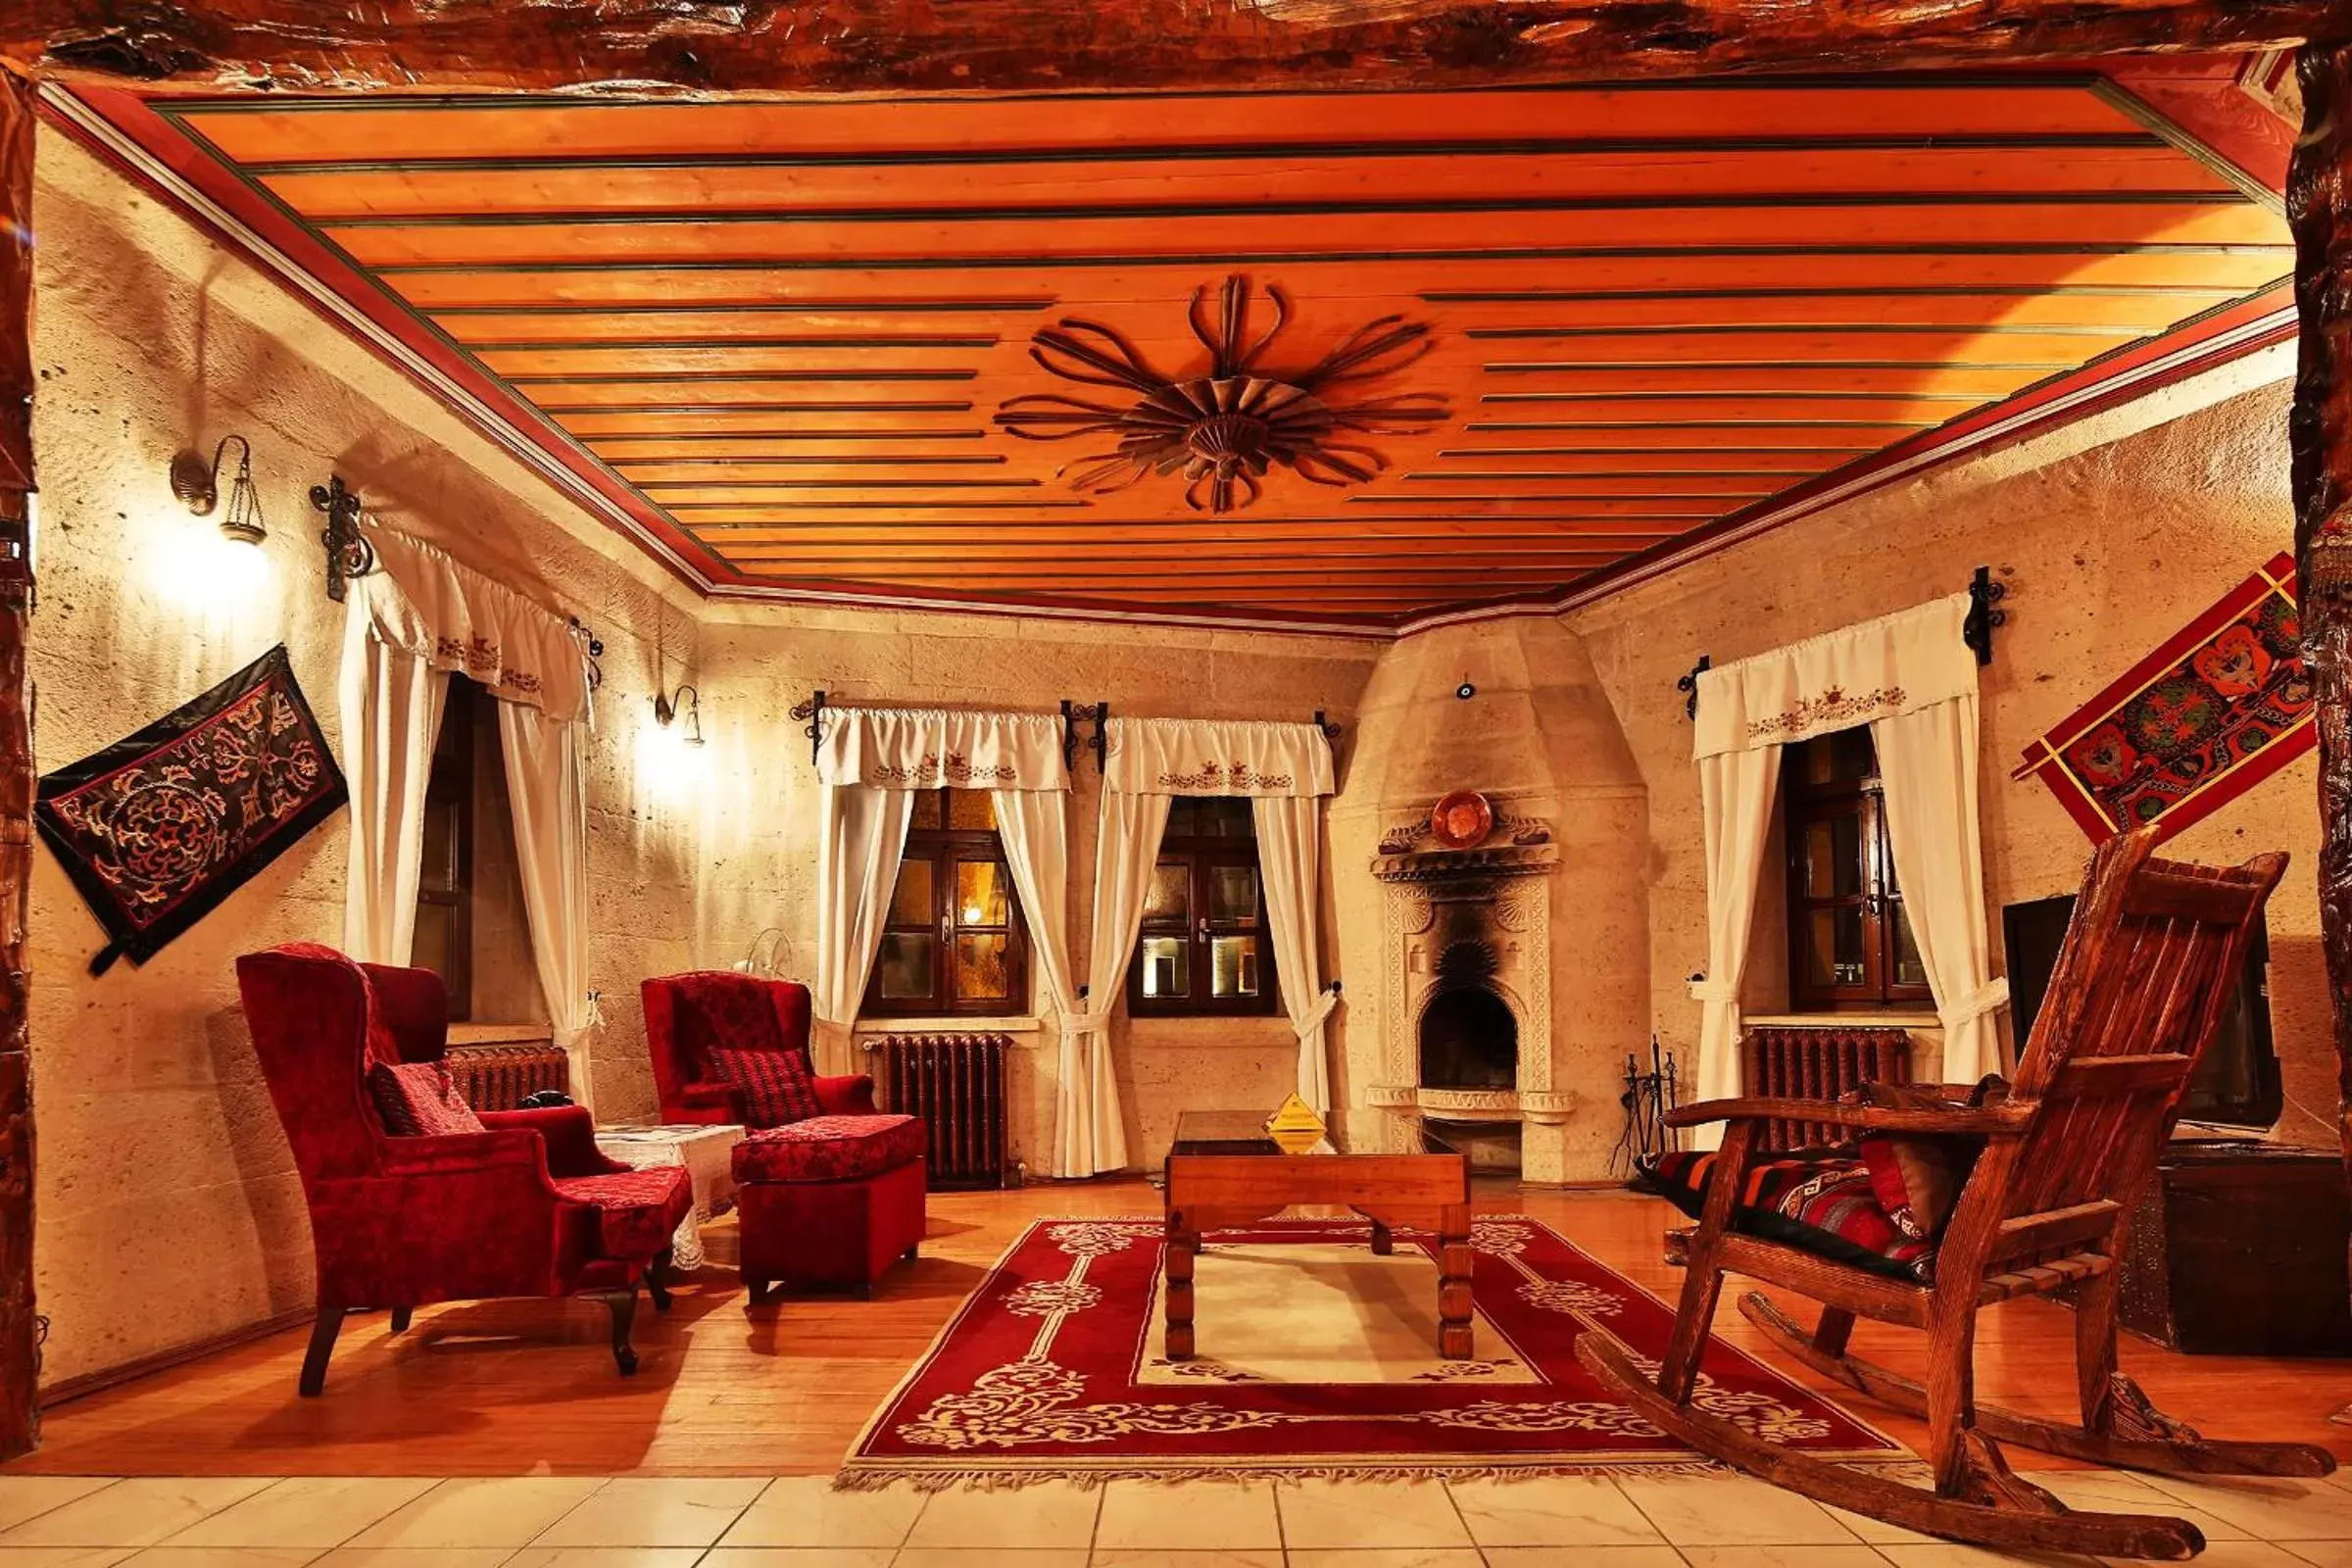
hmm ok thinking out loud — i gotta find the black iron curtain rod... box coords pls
[1963,564,2010,666]
[788,690,827,767]
[1681,565,2008,718]
[1677,657,1711,721]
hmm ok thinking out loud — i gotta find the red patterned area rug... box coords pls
[839,1215,1896,1489]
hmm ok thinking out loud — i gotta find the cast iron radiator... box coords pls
[445,1042,570,1110]
[868,1033,1011,1190]
[1740,1025,1913,1152]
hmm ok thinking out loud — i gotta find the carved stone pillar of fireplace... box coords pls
[1362,805,1574,1182]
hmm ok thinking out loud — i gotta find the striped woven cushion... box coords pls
[1638,1148,1936,1283]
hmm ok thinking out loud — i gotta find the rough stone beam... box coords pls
[0,61,37,1462]
[2295,38,2352,1330]
[3,0,2345,95]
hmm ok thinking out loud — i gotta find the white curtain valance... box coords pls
[1102,717,1335,798]
[357,524,590,724]
[815,707,1070,792]
[1692,593,1976,760]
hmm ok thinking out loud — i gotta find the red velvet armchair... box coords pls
[642,971,928,1296]
[238,944,691,1395]
[642,970,878,1124]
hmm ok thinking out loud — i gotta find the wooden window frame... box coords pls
[416,675,478,1022]
[1782,732,1934,1012]
[861,788,1031,1019]
[1127,799,1281,1019]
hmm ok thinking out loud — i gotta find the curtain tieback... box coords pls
[1937,978,2011,1030]
[1294,984,1342,1041]
[1064,1012,1109,1042]
[1688,979,1740,1004]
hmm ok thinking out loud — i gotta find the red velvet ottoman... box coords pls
[734,1113,928,1298]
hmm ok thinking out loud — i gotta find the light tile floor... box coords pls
[0,1469,2347,1566]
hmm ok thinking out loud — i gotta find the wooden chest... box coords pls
[2113,1139,2352,1357]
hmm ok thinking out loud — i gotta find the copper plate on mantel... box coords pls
[1430,790,1494,849]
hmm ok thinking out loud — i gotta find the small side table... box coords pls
[595,1123,748,1271]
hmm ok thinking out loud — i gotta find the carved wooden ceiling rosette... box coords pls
[995,275,1446,514]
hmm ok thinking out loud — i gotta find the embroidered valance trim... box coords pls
[1692,593,1977,760]
[356,524,590,724]
[1102,716,1335,798]
[816,707,1070,791]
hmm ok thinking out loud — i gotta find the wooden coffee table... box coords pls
[1161,1110,1473,1361]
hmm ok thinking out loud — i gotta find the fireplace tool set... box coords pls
[1611,1036,1680,1176]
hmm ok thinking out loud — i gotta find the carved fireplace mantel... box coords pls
[1366,800,1561,1133]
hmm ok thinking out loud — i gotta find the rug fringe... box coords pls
[832,1458,1736,1493]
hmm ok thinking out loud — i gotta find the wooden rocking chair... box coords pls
[1579,825,2334,1560]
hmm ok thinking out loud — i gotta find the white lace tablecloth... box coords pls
[594,1123,747,1271]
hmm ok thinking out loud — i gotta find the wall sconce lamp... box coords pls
[170,434,268,546]
[310,473,376,603]
[653,685,705,747]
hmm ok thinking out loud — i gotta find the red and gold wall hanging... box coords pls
[2012,553,2310,844]
[36,645,347,974]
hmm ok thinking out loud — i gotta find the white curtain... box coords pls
[1874,693,2007,1079]
[818,706,1067,791]
[993,787,1080,1033]
[813,784,916,1054]
[500,701,598,1114]
[358,526,592,721]
[1252,794,1339,1115]
[1688,745,1782,1151]
[1102,716,1337,799]
[1689,592,2005,1133]
[1062,789,1171,1177]
[340,521,596,1114]
[810,708,1072,1069]
[339,594,450,965]
[1060,716,1337,1172]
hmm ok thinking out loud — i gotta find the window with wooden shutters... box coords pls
[864,789,1030,1017]
[1784,728,1932,1010]
[1128,797,1279,1017]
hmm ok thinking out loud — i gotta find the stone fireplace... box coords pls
[1329,616,1652,1186]
[1361,805,1570,1168]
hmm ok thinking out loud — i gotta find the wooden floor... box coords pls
[14,1182,2352,1477]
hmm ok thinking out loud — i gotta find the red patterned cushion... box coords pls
[735,1114,927,1184]
[1639,1149,1936,1282]
[553,1167,693,1261]
[368,1060,485,1138]
[1850,1077,2004,1243]
[707,1045,822,1129]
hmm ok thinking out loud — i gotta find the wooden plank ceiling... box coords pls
[150,79,2288,627]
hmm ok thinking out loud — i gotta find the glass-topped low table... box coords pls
[1162,1110,1473,1362]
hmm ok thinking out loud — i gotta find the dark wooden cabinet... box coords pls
[2108,1140,2352,1357]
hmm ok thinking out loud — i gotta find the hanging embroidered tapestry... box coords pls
[2012,553,2311,844]
[36,645,347,974]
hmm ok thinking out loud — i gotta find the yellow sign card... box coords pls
[1263,1092,1327,1155]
